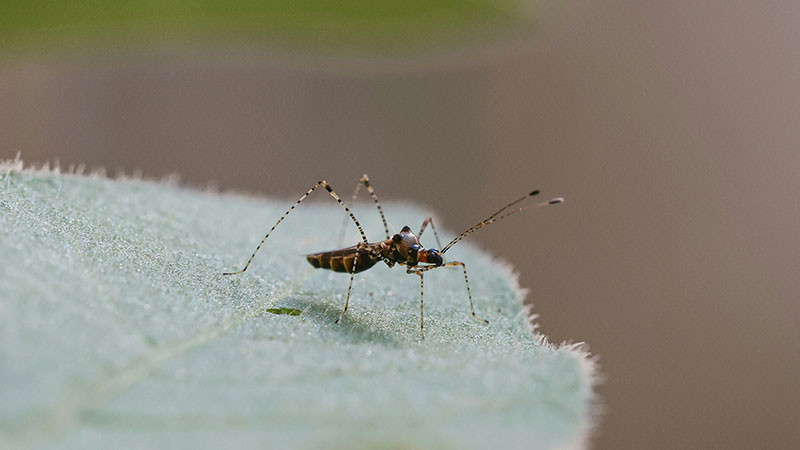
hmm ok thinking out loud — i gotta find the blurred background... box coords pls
[2,1,798,448]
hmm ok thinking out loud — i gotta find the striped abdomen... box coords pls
[306,244,381,274]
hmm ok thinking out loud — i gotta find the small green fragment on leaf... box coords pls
[265,307,302,316]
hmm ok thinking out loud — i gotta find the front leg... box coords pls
[406,266,427,341]
[408,267,426,340]
[407,262,489,325]
[445,261,489,324]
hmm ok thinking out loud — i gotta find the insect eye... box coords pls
[392,234,402,243]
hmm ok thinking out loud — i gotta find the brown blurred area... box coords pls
[2,1,799,449]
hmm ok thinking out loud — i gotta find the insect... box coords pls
[223,175,563,339]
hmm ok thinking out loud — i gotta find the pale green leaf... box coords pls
[0,163,597,449]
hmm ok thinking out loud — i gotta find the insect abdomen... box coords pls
[306,246,379,274]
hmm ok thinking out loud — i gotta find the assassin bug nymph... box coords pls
[223,175,563,339]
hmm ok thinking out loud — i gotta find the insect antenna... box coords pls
[440,190,564,254]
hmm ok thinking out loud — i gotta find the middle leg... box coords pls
[335,241,372,324]
[337,174,390,246]
[336,269,358,324]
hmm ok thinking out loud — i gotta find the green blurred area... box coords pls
[0,0,533,57]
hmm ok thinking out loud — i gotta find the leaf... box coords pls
[0,163,597,449]
[0,0,543,58]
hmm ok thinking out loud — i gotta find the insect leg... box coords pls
[405,266,431,339]
[334,243,373,323]
[336,178,363,247]
[223,180,368,276]
[408,269,425,340]
[335,269,358,324]
[418,217,443,249]
[337,174,390,246]
[408,262,488,324]
[419,272,425,339]
[445,261,489,324]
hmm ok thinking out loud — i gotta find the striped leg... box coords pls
[445,261,489,324]
[408,261,489,325]
[337,174,390,247]
[336,270,358,324]
[223,180,368,276]
[418,217,443,250]
[407,268,426,340]
[418,272,425,339]
[335,243,369,324]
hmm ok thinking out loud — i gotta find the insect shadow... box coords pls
[282,292,406,346]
